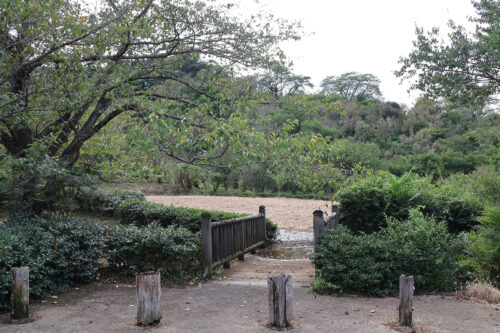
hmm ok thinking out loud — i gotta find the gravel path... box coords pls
[147,195,332,231]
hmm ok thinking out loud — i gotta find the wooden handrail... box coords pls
[202,206,266,276]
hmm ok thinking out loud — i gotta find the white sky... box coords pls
[238,0,476,107]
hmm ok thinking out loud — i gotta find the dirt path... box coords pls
[147,195,332,231]
[1,283,498,333]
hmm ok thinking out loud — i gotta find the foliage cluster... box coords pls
[105,224,201,279]
[74,185,279,240]
[336,172,481,234]
[75,187,145,216]
[116,199,278,241]
[0,216,106,310]
[312,209,467,296]
[467,206,500,285]
[0,214,204,310]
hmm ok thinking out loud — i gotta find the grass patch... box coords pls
[459,281,500,304]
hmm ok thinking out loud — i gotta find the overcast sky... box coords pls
[238,0,476,107]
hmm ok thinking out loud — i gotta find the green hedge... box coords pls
[0,216,106,310]
[116,199,278,241]
[0,216,201,311]
[105,224,201,279]
[337,172,481,234]
[312,209,467,296]
[75,187,145,216]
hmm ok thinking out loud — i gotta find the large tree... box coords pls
[396,0,500,108]
[256,65,313,99]
[320,72,382,101]
[0,0,299,213]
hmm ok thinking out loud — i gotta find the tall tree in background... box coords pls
[256,65,313,99]
[0,0,299,213]
[320,72,382,100]
[396,0,500,108]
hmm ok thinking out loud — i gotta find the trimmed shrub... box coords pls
[0,215,203,310]
[0,216,106,310]
[337,172,481,234]
[76,187,145,216]
[116,199,278,240]
[312,209,467,296]
[105,224,201,279]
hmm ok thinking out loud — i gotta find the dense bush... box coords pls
[75,187,145,216]
[116,199,278,240]
[466,206,500,286]
[0,216,106,310]
[105,224,201,279]
[0,214,204,310]
[337,172,481,234]
[312,209,467,296]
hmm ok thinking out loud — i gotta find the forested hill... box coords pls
[77,80,499,196]
[259,95,499,178]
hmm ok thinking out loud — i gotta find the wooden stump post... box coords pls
[136,271,162,326]
[331,204,339,228]
[201,212,212,277]
[259,205,267,247]
[11,267,29,320]
[313,210,325,243]
[399,274,414,327]
[268,275,293,329]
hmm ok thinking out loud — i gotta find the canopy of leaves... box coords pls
[396,0,500,108]
[320,72,382,100]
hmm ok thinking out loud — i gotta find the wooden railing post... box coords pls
[268,275,294,329]
[201,212,213,276]
[11,267,29,320]
[136,271,162,326]
[313,210,325,244]
[399,274,414,327]
[259,205,266,247]
[331,204,339,227]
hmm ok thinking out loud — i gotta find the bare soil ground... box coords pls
[219,254,315,287]
[1,282,498,333]
[147,195,332,231]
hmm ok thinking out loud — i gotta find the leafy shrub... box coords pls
[116,199,278,240]
[466,206,500,286]
[0,216,105,310]
[76,187,145,216]
[312,209,467,296]
[337,172,481,234]
[266,218,278,241]
[105,224,201,279]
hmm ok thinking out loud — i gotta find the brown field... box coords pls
[147,195,332,231]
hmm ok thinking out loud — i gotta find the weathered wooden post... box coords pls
[201,212,213,276]
[268,275,293,329]
[331,204,339,227]
[11,267,29,320]
[399,274,414,327]
[259,205,266,247]
[313,210,325,243]
[136,271,162,326]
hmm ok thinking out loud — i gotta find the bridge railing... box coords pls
[202,206,266,276]
[313,204,339,243]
